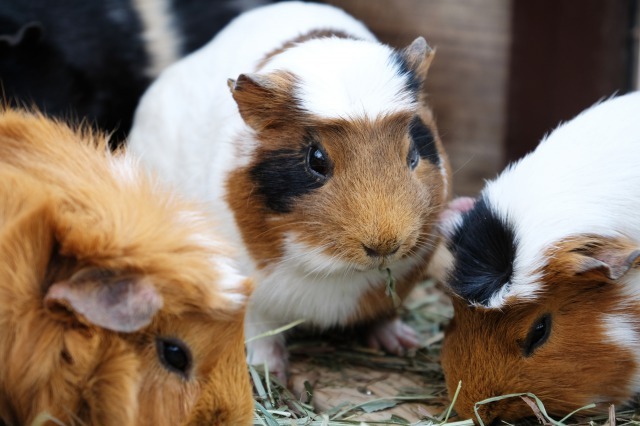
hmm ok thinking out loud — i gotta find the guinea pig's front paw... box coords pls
[247,336,289,384]
[366,318,420,356]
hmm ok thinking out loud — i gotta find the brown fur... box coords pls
[255,29,355,70]
[441,235,640,424]
[0,110,254,425]
[227,106,449,324]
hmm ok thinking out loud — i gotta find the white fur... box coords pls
[213,258,249,307]
[602,313,640,393]
[479,92,640,305]
[127,2,427,371]
[484,283,515,309]
[132,0,181,77]
[261,38,417,119]
[439,162,449,201]
[249,234,431,329]
[603,313,640,349]
[109,154,141,185]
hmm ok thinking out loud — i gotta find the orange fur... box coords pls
[441,236,640,423]
[0,110,254,425]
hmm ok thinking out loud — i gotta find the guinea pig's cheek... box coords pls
[281,232,350,273]
[440,331,464,394]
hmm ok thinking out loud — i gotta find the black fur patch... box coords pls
[390,52,420,98]
[447,197,517,305]
[409,116,439,165]
[250,146,326,214]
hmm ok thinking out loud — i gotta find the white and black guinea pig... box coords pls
[0,0,274,145]
[437,91,640,423]
[128,1,451,381]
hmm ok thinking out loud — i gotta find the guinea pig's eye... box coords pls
[306,145,330,179]
[407,143,420,170]
[522,314,552,357]
[156,337,192,377]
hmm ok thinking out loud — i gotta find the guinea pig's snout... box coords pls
[362,241,400,258]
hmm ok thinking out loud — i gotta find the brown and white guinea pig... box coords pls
[436,91,640,424]
[0,109,254,425]
[127,1,451,380]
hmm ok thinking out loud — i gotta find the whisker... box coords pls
[275,241,335,268]
[452,153,477,176]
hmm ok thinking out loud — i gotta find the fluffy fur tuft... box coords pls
[0,109,254,425]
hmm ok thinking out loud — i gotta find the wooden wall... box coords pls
[505,0,636,162]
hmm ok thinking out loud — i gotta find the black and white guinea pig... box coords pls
[0,0,274,145]
[437,91,640,423]
[128,1,451,381]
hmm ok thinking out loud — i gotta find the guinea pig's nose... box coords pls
[362,243,400,258]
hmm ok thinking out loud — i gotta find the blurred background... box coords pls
[326,0,639,196]
[1,0,638,196]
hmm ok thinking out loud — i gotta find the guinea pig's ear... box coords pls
[401,37,436,82]
[0,2,44,48]
[2,22,43,47]
[549,235,640,281]
[44,268,163,332]
[228,71,300,132]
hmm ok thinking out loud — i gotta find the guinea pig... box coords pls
[0,109,254,425]
[437,91,640,424]
[0,0,274,146]
[127,1,451,381]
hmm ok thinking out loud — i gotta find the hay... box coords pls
[250,280,640,426]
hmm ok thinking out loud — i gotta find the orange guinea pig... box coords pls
[0,110,253,425]
[438,92,640,424]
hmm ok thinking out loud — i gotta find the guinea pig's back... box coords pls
[484,92,640,276]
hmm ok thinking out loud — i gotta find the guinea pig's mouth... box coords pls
[352,256,389,272]
[355,250,411,272]
[286,234,414,275]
